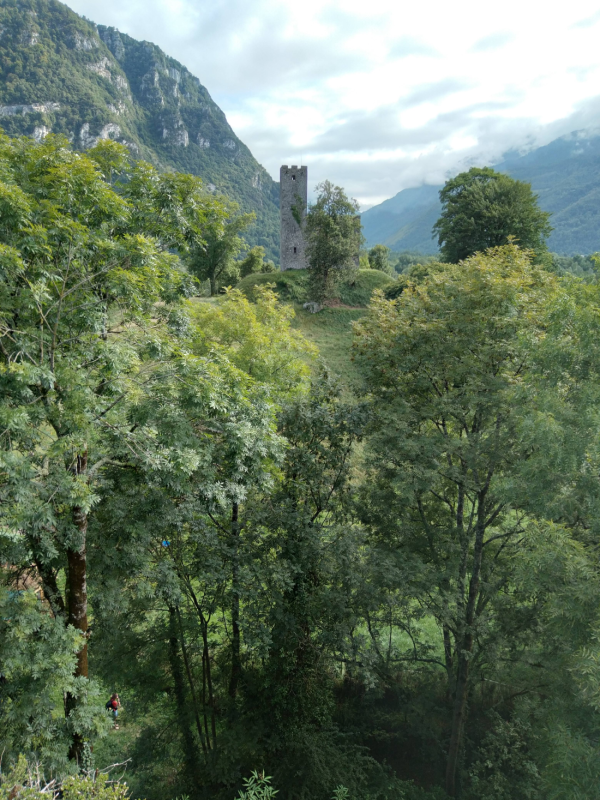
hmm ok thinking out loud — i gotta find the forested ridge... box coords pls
[3,135,600,800]
[0,0,280,259]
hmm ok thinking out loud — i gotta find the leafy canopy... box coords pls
[186,197,255,295]
[368,244,394,276]
[0,132,231,762]
[433,166,552,263]
[353,244,600,796]
[305,180,363,303]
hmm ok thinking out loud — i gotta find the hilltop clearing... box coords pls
[237,269,394,385]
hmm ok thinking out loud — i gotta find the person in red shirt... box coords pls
[105,693,121,729]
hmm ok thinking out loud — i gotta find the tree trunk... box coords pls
[168,607,199,785]
[445,500,486,797]
[229,502,241,700]
[176,607,209,754]
[210,275,217,297]
[66,452,89,763]
[201,617,217,749]
[443,623,454,698]
[445,652,470,797]
[184,583,217,749]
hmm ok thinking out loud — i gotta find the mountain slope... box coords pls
[0,0,280,259]
[362,129,600,255]
[496,131,600,254]
[361,185,440,254]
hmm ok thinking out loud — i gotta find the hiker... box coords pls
[105,693,121,729]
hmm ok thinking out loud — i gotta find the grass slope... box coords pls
[236,269,394,385]
[237,268,392,306]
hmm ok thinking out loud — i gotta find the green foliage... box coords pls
[5,134,600,800]
[234,269,392,386]
[236,270,310,303]
[390,250,438,274]
[189,287,316,396]
[354,244,600,796]
[0,756,132,800]
[367,245,394,276]
[541,724,600,799]
[291,193,305,228]
[433,167,552,263]
[305,181,363,303]
[236,269,392,308]
[238,246,270,278]
[465,714,542,800]
[549,251,597,278]
[331,788,349,800]
[186,197,255,294]
[0,131,229,763]
[338,270,393,306]
[0,588,103,767]
[236,773,278,800]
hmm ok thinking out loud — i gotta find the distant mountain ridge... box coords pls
[362,129,600,255]
[0,0,280,259]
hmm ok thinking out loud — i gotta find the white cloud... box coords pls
[64,0,600,207]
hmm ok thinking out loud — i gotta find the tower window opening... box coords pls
[292,175,296,180]
[294,247,297,253]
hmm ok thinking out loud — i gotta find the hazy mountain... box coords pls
[362,129,600,255]
[361,185,440,254]
[0,0,280,259]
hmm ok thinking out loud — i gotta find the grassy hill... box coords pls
[237,269,394,384]
[0,0,280,259]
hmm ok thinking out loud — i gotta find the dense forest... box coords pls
[3,135,600,800]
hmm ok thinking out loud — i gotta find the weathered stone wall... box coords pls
[280,165,307,271]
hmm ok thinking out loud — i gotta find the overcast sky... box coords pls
[65,0,600,208]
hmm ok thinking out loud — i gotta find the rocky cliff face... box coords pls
[0,0,279,259]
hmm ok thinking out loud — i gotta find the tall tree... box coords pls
[86,286,316,793]
[186,198,255,295]
[0,134,210,761]
[354,245,599,796]
[305,180,363,303]
[433,167,552,263]
[242,378,371,798]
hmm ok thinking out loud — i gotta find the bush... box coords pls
[0,756,132,800]
[236,269,393,308]
[337,270,393,306]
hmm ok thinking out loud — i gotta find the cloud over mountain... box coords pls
[66,0,600,207]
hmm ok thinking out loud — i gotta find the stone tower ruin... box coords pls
[280,165,307,270]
